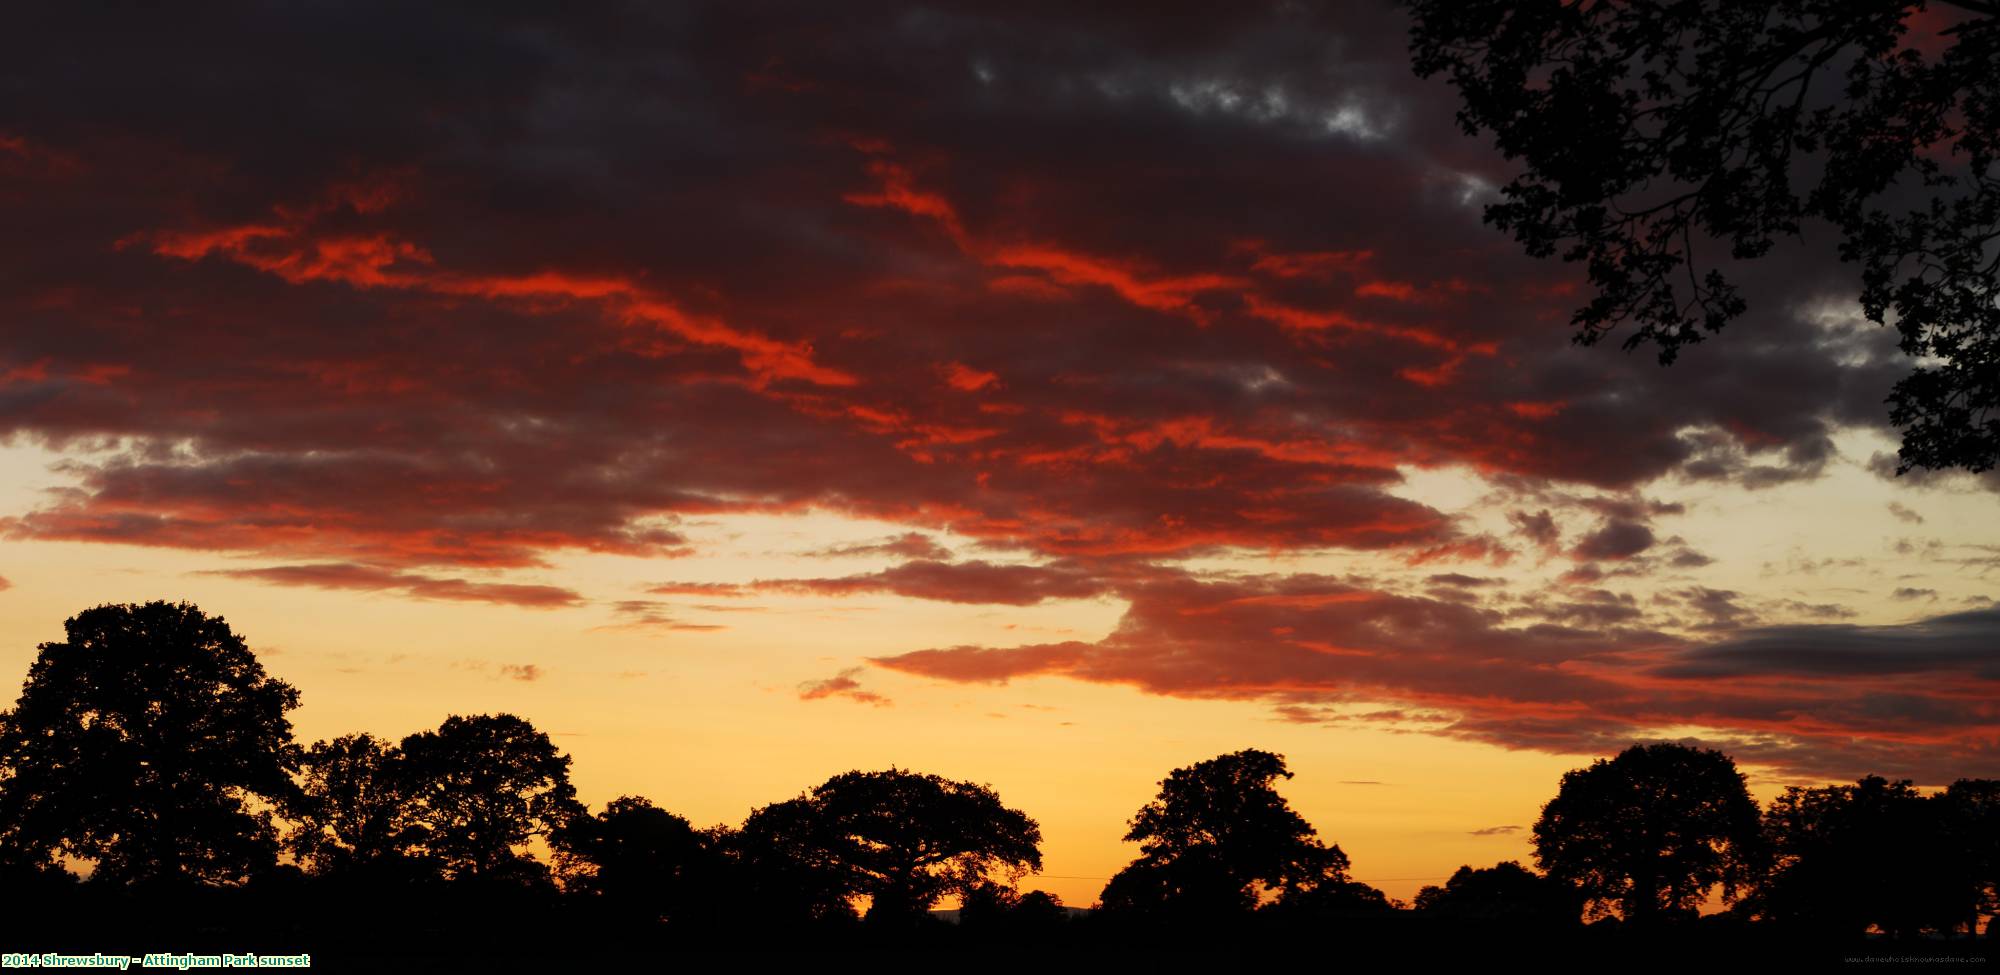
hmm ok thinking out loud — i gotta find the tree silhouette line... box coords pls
[0,603,1992,962]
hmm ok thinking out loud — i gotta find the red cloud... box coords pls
[643,582,750,598]
[798,667,892,707]
[596,600,731,632]
[802,533,954,560]
[843,159,969,246]
[939,361,999,392]
[1354,280,1417,300]
[145,203,855,389]
[987,245,1247,319]
[758,558,1119,606]
[1245,247,1375,281]
[874,571,2000,781]
[0,3,1947,780]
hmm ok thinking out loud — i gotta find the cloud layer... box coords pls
[0,1,1985,780]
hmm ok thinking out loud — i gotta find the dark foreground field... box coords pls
[7,884,1990,972]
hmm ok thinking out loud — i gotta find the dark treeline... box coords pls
[0,603,1993,966]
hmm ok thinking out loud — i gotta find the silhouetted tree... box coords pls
[288,733,428,880]
[1265,874,1398,920]
[1938,779,2000,936]
[1756,776,1975,937]
[0,602,300,886]
[1533,743,1762,924]
[959,881,1070,937]
[957,879,1019,920]
[1414,860,1584,925]
[396,713,585,887]
[1099,749,1358,918]
[1407,1,2000,473]
[735,768,1041,924]
[1099,848,1251,917]
[726,799,860,926]
[555,795,713,927]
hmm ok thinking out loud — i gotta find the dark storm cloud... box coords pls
[1509,510,1562,552]
[1571,519,1656,561]
[1867,452,2000,494]
[1668,586,1758,630]
[1657,608,2000,679]
[1668,549,1716,568]
[1516,588,1643,628]
[1426,573,1499,588]
[0,1,1977,775]
[0,1,1911,555]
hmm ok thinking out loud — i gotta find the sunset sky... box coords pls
[2,1,1996,907]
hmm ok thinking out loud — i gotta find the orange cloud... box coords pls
[199,562,583,608]
[798,667,892,706]
[988,245,1246,319]
[940,361,999,391]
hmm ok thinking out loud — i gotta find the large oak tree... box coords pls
[735,768,1042,923]
[1099,749,1362,917]
[0,602,301,886]
[1533,743,1763,923]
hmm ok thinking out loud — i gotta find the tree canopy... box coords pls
[736,767,1042,922]
[396,713,585,886]
[729,791,864,925]
[289,732,427,880]
[1407,0,2000,473]
[555,795,714,926]
[6,602,2000,955]
[1756,775,1991,936]
[0,601,301,886]
[1414,860,1584,925]
[1533,743,1764,923]
[1937,778,2000,932]
[1099,749,1358,916]
[958,881,1071,936]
